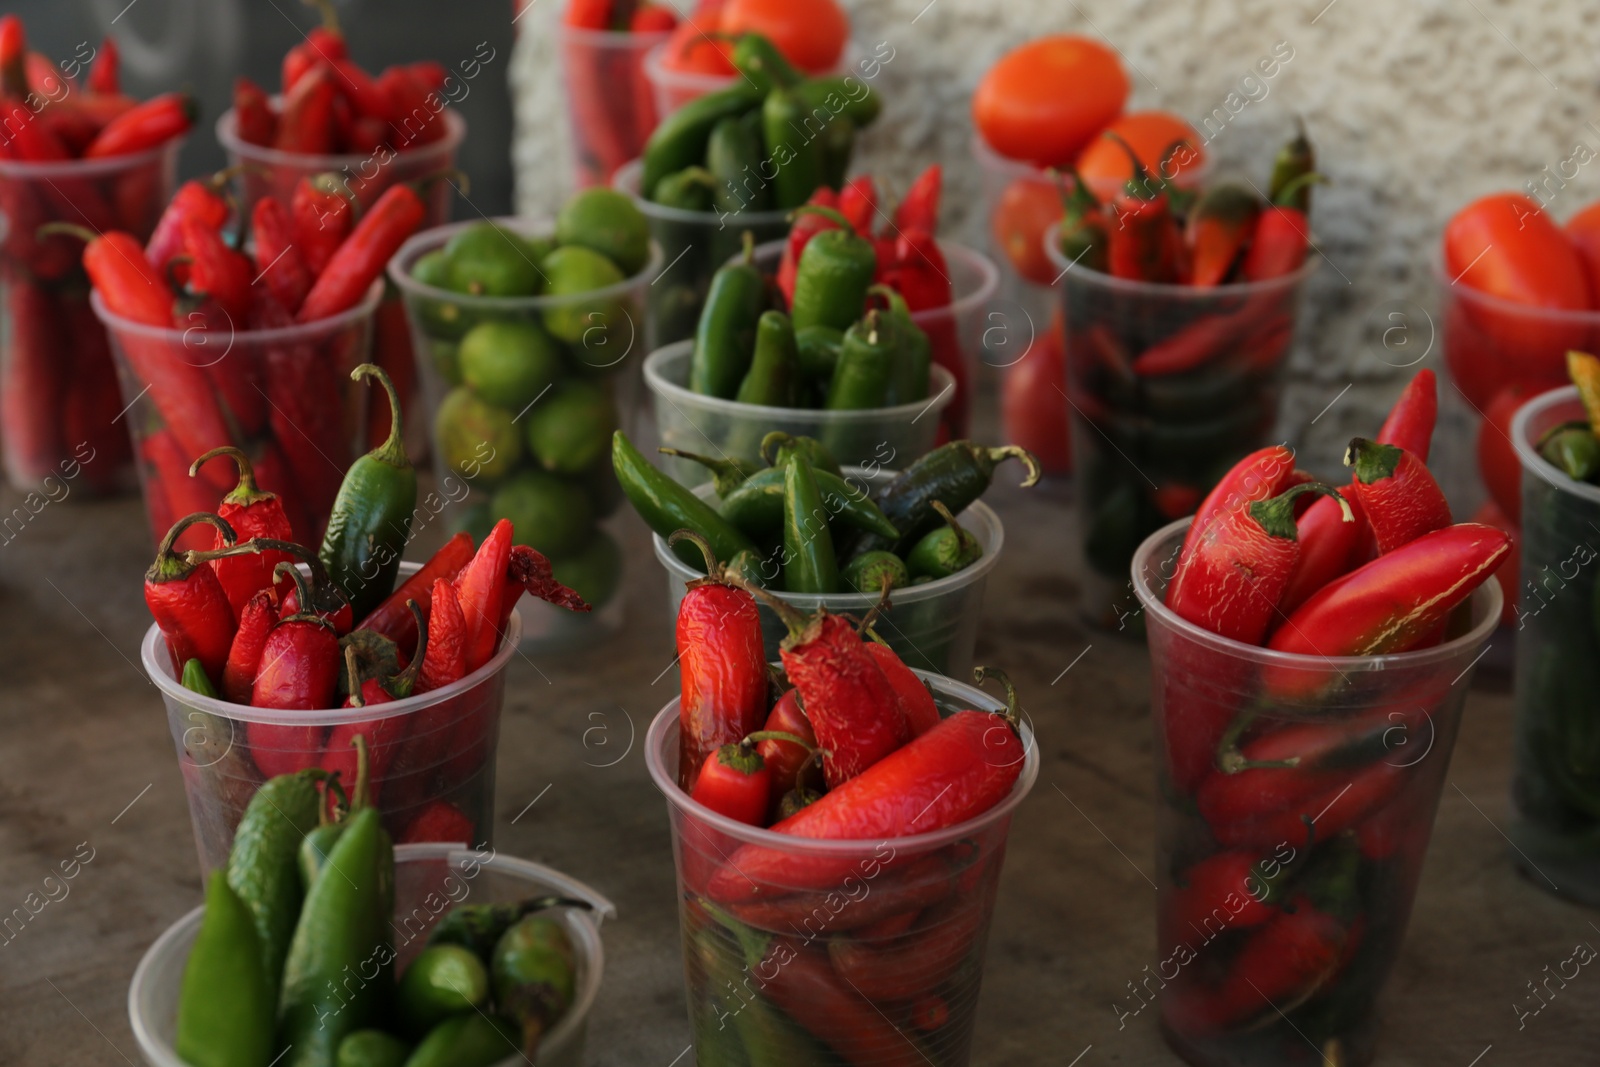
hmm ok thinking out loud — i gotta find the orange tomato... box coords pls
[973,35,1129,168]
[992,177,1064,285]
[1565,200,1600,306]
[1077,110,1206,203]
[721,0,848,73]
[659,15,735,75]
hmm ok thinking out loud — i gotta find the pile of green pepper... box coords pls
[172,738,582,1067]
[615,430,1040,595]
[638,32,881,342]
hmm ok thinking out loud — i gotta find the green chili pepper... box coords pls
[335,1030,410,1067]
[872,285,932,404]
[175,872,276,1067]
[841,550,909,595]
[492,914,578,1058]
[320,365,417,623]
[719,465,897,539]
[402,1014,521,1067]
[794,76,882,128]
[690,231,765,398]
[726,546,771,587]
[782,452,840,593]
[396,944,490,1036]
[731,32,804,94]
[761,431,841,477]
[181,657,218,696]
[298,735,378,895]
[708,115,771,216]
[614,430,756,566]
[825,310,895,410]
[642,83,764,200]
[1058,169,1109,274]
[795,324,843,392]
[906,500,983,579]
[427,894,588,961]
[861,441,1042,555]
[762,87,827,210]
[650,166,717,211]
[789,206,876,334]
[1539,423,1600,482]
[278,807,391,1067]
[1268,118,1317,212]
[735,310,801,406]
[819,115,856,190]
[656,446,759,497]
[226,768,326,996]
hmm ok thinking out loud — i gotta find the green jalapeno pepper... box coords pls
[782,452,840,593]
[181,657,217,696]
[726,546,772,587]
[841,549,909,594]
[651,166,717,211]
[795,76,882,128]
[402,1014,520,1067]
[708,115,771,216]
[825,309,895,410]
[642,83,764,200]
[226,767,327,997]
[819,115,856,190]
[614,430,756,567]
[906,500,983,579]
[656,446,759,497]
[493,914,578,1057]
[1538,422,1600,482]
[427,894,587,961]
[690,231,765,398]
[719,465,897,539]
[761,431,841,477]
[396,944,491,1036]
[795,324,844,393]
[762,87,828,210]
[731,32,804,94]
[789,206,876,334]
[862,441,1042,555]
[176,872,276,1067]
[320,365,417,623]
[735,310,801,406]
[335,1031,410,1067]
[872,285,931,404]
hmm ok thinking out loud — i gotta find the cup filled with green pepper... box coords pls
[389,203,660,646]
[1508,378,1600,906]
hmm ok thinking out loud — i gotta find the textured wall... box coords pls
[512,0,1600,475]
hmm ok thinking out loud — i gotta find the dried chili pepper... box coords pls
[189,447,296,615]
[452,517,512,674]
[144,512,240,682]
[358,531,473,653]
[1344,438,1451,554]
[418,578,468,693]
[298,182,426,322]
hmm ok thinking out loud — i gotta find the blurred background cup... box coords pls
[0,140,182,496]
[1133,518,1500,1067]
[641,39,857,118]
[557,21,671,189]
[93,279,383,551]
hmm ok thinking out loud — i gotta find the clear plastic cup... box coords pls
[641,41,856,118]
[129,842,614,1067]
[558,24,672,189]
[612,158,792,345]
[1133,519,1501,1067]
[748,237,999,439]
[1509,386,1600,906]
[645,675,1039,1067]
[0,140,181,495]
[388,217,661,647]
[644,341,954,480]
[1045,236,1317,629]
[93,280,383,550]
[142,562,519,874]
[653,466,1002,675]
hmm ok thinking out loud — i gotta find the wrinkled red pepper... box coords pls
[189,447,296,615]
[144,512,239,682]
[1345,437,1451,555]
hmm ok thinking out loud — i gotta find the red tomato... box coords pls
[1076,110,1206,203]
[631,5,678,32]
[563,0,612,29]
[659,16,735,74]
[1001,319,1070,474]
[973,35,1129,168]
[1477,383,1535,523]
[1470,499,1520,628]
[1443,193,1592,379]
[1565,200,1600,307]
[722,0,847,73]
[992,177,1064,284]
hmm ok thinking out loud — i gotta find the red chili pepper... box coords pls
[449,517,511,673]
[58,290,130,494]
[143,512,239,682]
[1179,445,1303,566]
[1186,184,1260,288]
[725,847,969,934]
[298,183,425,322]
[826,895,986,1002]
[142,431,223,548]
[329,57,392,121]
[83,91,195,158]
[39,92,135,155]
[0,16,26,97]
[1375,368,1437,462]
[179,216,253,321]
[145,171,232,273]
[838,175,879,233]
[222,588,278,705]
[864,641,940,736]
[250,197,313,314]
[251,562,341,710]
[246,291,347,523]
[86,36,119,95]
[892,163,941,233]
[1344,438,1451,555]
[358,531,474,651]
[232,76,277,147]
[282,24,346,93]
[2,103,116,230]
[495,543,591,637]
[378,65,444,148]
[290,173,355,278]
[881,228,952,311]
[1130,302,1261,377]
[188,447,296,614]
[0,269,62,483]
[418,578,468,692]
[1103,133,1180,283]
[1275,488,1368,618]
[24,51,68,98]
[1239,173,1321,282]
[1163,849,1284,946]
[754,689,817,813]
[401,800,476,844]
[275,555,354,636]
[325,608,427,808]
[630,4,677,31]
[777,187,841,308]
[1167,483,1351,645]
[274,63,337,154]
[690,739,771,826]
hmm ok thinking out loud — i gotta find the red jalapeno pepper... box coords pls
[357,531,474,654]
[689,739,771,827]
[754,689,818,815]
[325,604,427,809]
[1344,437,1451,555]
[1275,487,1368,618]
[826,894,986,1003]
[251,562,341,710]
[222,588,278,705]
[837,174,878,233]
[179,216,252,322]
[297,183,426,322]
[1186,184,1260,288]
[189,447,296,615]
[1179,446,1303,565]
[725,847,971,934]
[144,512,240,682]
[82,90,195,158]
[1375,368,1437,462]
[1164,848,1288,946]
[274,62,337,154]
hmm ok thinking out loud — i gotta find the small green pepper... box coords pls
[690,231,766,399]
[825,310,895,410]
[656,446,759,497]
[795,76,882,129]
[906,500,983,579]
[795,324,844,393]
[782,452,840,593]
[175,872,275,1067]
[761,87,829,210]
[427,895,586,961]
[336,1030,411,1067]
[650,166,717,212]
[731,32,804,94]
[493,914,578,1057]
[396,945,491,1036]
[872,285,931,404]
[761,431,841,477]
[841,549,909,595]
[789,206,876,334]
[863,441,1043,555]
[613,430,756,567]
[226,768,326,997]
[735,310,801,406]
[181,657,217,696]
[402,1014,520,1067]
[719,465,898,540]
[708,115,771,215]
[726,546,771,587]
[1539,423,1600,482]
[641,82,764,200]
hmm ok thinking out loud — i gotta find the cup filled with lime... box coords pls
[390,190,661,647]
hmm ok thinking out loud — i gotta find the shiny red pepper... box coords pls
[290,173,355,277]
[232,75,276,146]
[358,531,474,653]
[1345,438,1451,555]
[86,36,119,95]
[282,23,346,92]
[0,16,25,97]
[725,848,969,934]
[146,171,232,274]
[689,739,770,826]
[144,512,239,682]
[892,163,941,233]
[189,447,296,615]
[180,217,252,322]
[1275,487,1367,618]
[837,175,878,233]
[452,518,512,673]
[251,561,342,711]
[1179,446,1303,565]
[754,689,817,815]
[1186,184,1260,288]
[3,104,116,230]
[298,183,426,322]
[250,197,313,314]
[275,554,354,636]
[1375,368,1437,462]
[1103,133,1180,283]
[401,801,476,845]
[1164,848,1285,945]
[864,640,940,736]
[82,90,195,158]
[1240,173,1321,282]
[325,604,427,808]
[274,62,337,154]
[222,588,278,705]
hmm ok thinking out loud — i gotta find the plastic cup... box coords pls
[644,341,953,480]
[748,237,998,439]
[558,23,672,189]
[1509,386,1600,906]
[0,140,181,496]
[1046,236,1317,629]
[642,40,857,118]
[646,674,1039,1067]
[93,279,383,550]
[389,217,661,647]
[613,158,792,345]
[142,563,521,875]
[653,466,1002,675]
[1133,519,1501,1067]
[129,842,614,1067]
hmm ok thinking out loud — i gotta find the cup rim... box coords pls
[0,137,183,179]
[215,106,467,171]
[1511,385,1600,505]
[1043,224,1320,298]
[644,340,956,422]
[749,236,1000,325]
[645,673,1040,853]
[141,562,526,727]
[611,157,795,226]
[641,37,857,94]
[1131,516,1503,669]
[1432,254,1600,325]
[90,277,385,342]
[387,214,664,311]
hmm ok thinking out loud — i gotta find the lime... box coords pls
[444,223,543,297]
[539,246,629,358]
[551,528,622,610]
[429,338,463,387]
[434,387,523,483]
[519,232,558,265]
[556,188,651,277]
[489,470,594,557]
[411,249,475,339]
[458,318,565,411]
[525,380,616,475]
[453,499,494,543]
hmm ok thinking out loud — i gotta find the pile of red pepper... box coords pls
[0,16,196,492]
[560,0,678,186]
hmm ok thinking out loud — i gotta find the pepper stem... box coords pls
[303,0,341,32]
[858,576,893,636]
[727,573,810,641]
[35,222,97,245]
[189,446,274,507]
[1247,482,1352,541]
[1272,171,1326,208]
[742,730,815,752]
[929,500,978,559]
[388,600,429,699]
[343,644,365,708]
[273,560,336,631]
[972,665,1021,728]
[1214,706,1301,774]
[868,283,911,319]
[985,444,1043,488]
[352,363,409,469]
[321,772,349,824]
[347,733,371,812]
[788,204,855,235]
[1103,132,1161,201]
[146,512,238,584]
[668,529,722,579]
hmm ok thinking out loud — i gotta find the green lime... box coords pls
[551,528,622,610]
[539,246,628,357]
[556,187,651,277]
[410,249,475,339]
[525,380,616,475]
[453,498,495,543]
[429,338,462,387]
[489,470,594,557]
[444,223,543,297]
[519,232,558,265]
[434,387,523,483]
[458,318,565,411]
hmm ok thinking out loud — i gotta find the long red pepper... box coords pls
[453,518,512,673]
[1103,134,1180,284]
[83,91,195,158]
[86,36,119,95]
[145,171,232,272]
[827,896,987,1002]
[2,103,116,230]
[1240,173,1321,282]
[282,23,346,92]
[1375,368,1437,462]
[231,76,276,146]
[180,217,253,321]
[0,268,61,482]
[0,16,25,97]
[1179,445,1303,562]
[250,197,313,313]
[1186,184,1260,288]
[725,849,968,934]
[290,173,355,277]
[274,62,337,154]
[865,641,941,736]
[1275,488,1367,618]
[297,183,426,322]
[222,589,277,705]
[1164,849,1281,943]
[893,163,942,232]
[189,447,296,615]
[358,531,474,652]
[1344,438,1451,554]
[417,578,467,693]
[144,513,239,682]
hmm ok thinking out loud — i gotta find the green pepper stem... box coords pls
[929,500,978,558]
[789,204,855,235]
[35,221,97,245]
[147,512,238,583]
[1214,707,1300,774]
[868,283,911,319]
[388,600,428,699]
[321,771,348,825]
[1272,171,1326,208]
[668,529,723,579]
[759,431,794,467]
[986,444,1043,489]
[972,665,1021,728]
[858,575,894,636]
[1103,132,1162,201]
[347,734,371,812]
[1247,482,1351,541]
[303,0,341,33]
[343,644,365,708]
[742,730,815,752]
[189,446,274,507]
[352,363,409,469]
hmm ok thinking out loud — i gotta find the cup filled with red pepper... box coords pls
[0,18,194,495]
[557,0,678,189]
[1046,124,1321,628]
[646,551,1038,1066]
[1507,360,1600,907]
